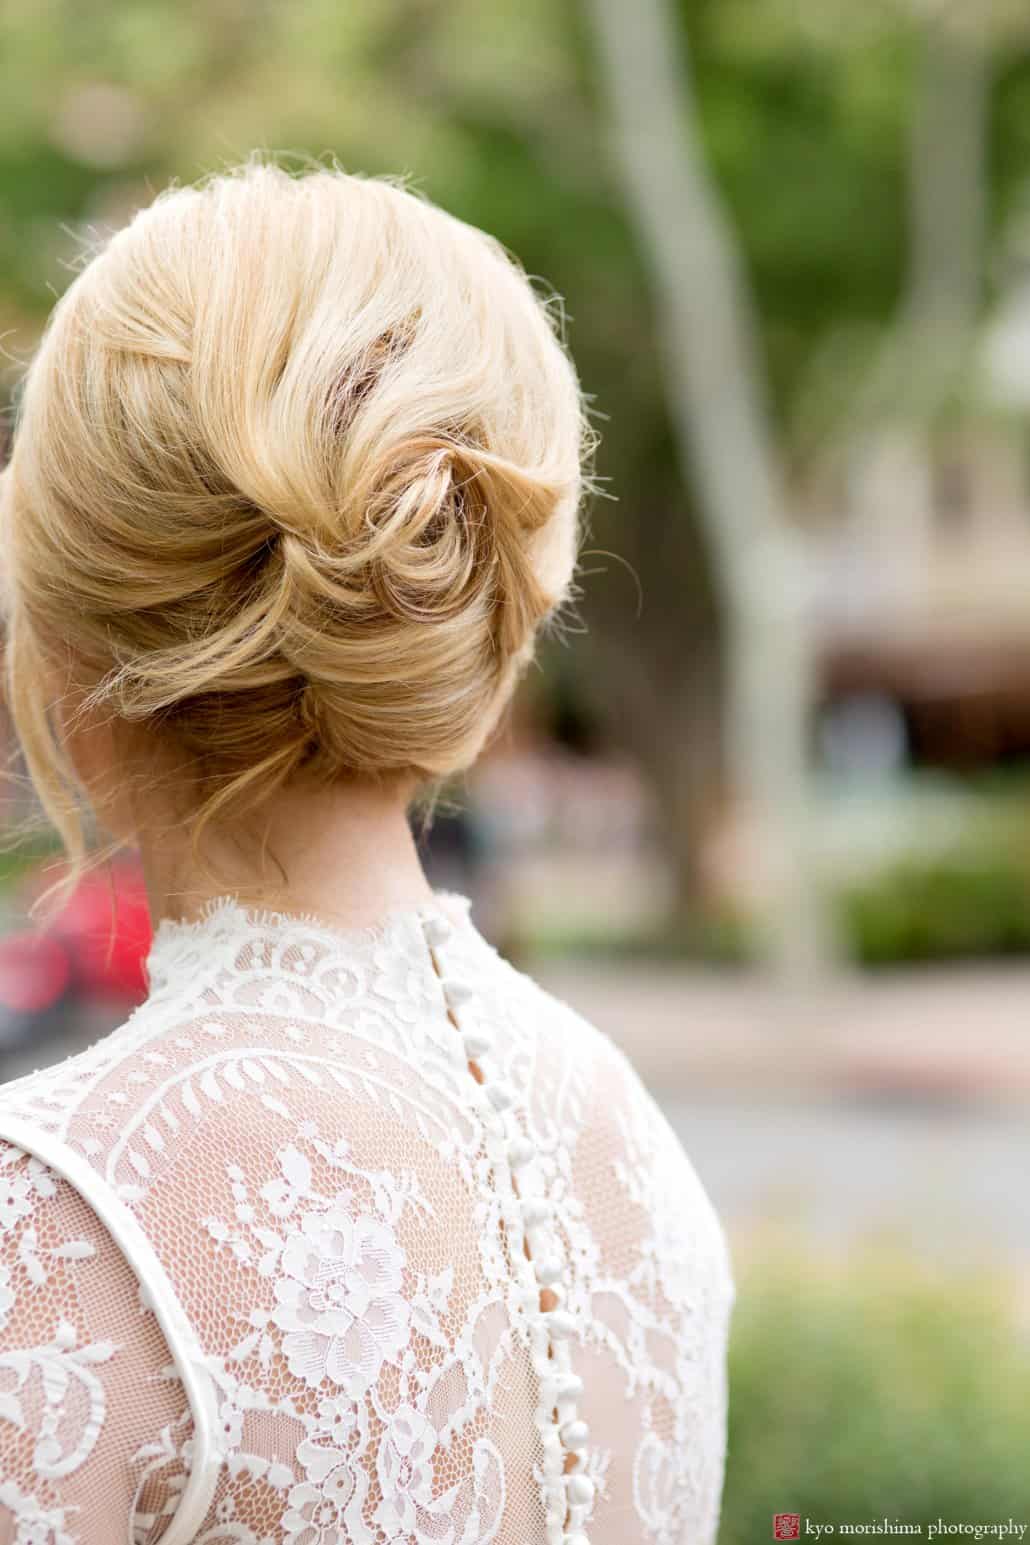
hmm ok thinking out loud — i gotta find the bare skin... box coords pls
[139,774,434,932]
[63,705,434,934]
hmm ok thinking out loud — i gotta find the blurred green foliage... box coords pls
[833,775,1030,964]
[534,851,1030,966]
[840,854,1030,966]
[528,840,1030,968]
[722,1245,1030,1537]
[6,2,1030,915]
[3,1,1029,432]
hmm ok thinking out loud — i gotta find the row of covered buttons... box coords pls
[423,909,595,1545]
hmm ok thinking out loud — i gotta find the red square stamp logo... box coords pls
[774,1516,801,1540]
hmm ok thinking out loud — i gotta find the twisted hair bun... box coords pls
[1,162,588,869]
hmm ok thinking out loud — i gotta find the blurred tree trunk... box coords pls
[587,596,724,908]
[578,448,726,912]
[645,643,725,912]
[905,20,988,371]
[843,20,989,493]
[839,20,990,687]
[584,0,835,976]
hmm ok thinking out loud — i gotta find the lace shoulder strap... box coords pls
[0,1113,222,1544]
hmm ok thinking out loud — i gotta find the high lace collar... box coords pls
[144,890,473,995]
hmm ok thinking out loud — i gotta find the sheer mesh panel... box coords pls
[0,1149,185,1544]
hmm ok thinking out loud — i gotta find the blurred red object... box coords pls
[0,930,71,1015]
[20,857,153,1002]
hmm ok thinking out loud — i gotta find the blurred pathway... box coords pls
[665,1093,1030,1266]
[536,960,1030,1102]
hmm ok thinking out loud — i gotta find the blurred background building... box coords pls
[2,0,1030,1531]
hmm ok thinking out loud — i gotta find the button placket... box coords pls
[421,907,596,1545]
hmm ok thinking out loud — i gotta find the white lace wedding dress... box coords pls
[0,893,734,1545]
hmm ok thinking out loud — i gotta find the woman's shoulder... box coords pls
[472,941,735,1274]
[0,1117,192,1544]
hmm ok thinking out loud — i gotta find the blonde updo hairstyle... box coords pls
[0,162,588,911]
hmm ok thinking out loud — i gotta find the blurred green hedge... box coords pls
[721,1246,1030,1540]
[529,852,1030,967]
[837,854,1030,967]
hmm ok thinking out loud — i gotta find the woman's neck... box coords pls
[138,775,434,933]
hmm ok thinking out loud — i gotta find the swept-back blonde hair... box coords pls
[0,161,588,910]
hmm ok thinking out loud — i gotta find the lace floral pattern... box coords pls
[0,894,734,1545]
[269,1207,409,1392]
